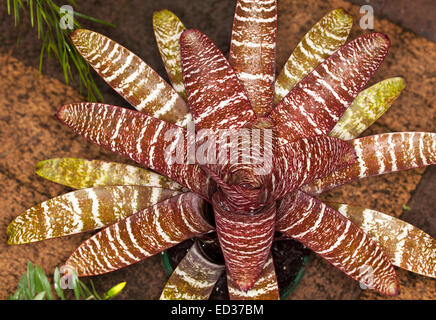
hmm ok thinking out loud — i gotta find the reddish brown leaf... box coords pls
[276,191,399,296]
[56,103,216,199]
[66,193,213,276]
[303,132,436,195]
[213,193,276,290]
[269,135,356,202]
[71,29,190,126]
[269,32,390,144]
[229,0,277,116]
[227,254,279,300]
[180,29,255,131]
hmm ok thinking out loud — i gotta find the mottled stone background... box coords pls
[0,0,434,299]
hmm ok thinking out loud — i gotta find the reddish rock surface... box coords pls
[0,0,434,299]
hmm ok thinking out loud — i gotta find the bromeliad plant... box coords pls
[7,0,436,300]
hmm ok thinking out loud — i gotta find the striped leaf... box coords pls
[229,0,277,116]
[36,158,184,191]
[153,10,187,99]
[269,135,356,202]
[205,132,356,213]
[180,29,256,131]
[330,203,436,278]
[160,242,225,300]
[7,186,179,244]
[302,132,436,195]
[269,33,390,144]
[275,8,352,104]
[330,77,405,140]
[56,103,216,199]
[227,254,279,300]
[213,193,276,290]
[66,192,214,276]
[276,191,399,296]
[70,29,190,126]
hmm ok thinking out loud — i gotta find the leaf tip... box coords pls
[332,8,353,27]
[56,104,76,126]
[69,28,86,44]
[386,280,400,296]
[153,9,172,22]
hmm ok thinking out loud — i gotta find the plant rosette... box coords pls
[7,0,436,300]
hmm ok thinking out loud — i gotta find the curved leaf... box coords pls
[269,32,390,144]
[275,8,352,104]
[303,132,436,195]
[70,29,190,126]
[229,0,277,116]
[7,186,179,244]
[36,158,184,191]
[227,254,279,300]
[213,193,276,290]
[330,77,405,140]
[153,10,187,99]
[66,192,214,276]
[330,203,436,278]
[276,191,399,296]
[160,241,224,300]
[269,135,356,202]
[56,103,216,199]
[180,29,255,131]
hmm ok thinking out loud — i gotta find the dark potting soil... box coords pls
[165,233,310,299]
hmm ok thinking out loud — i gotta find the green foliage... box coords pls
[6,0,115,101]
[8,261,126,300]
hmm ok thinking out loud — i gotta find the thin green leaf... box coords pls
[89,280,102,300]
[78,280,95,299]
[26,262,36,298]
[33,292,46,300]
[53,267,66,300]
[71,272,81,300]
[35,265,55,300]
[74,11,115,27]
[29,0,34,27]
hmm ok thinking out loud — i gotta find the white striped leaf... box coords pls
[180,29,256,131]
[276,191,399,296]
[229,0,277,116]
[71,29,191,126]
[160,241,225,300]
[269,32,390,144]
[227,254,279,300]
[330,203,436,278]
[36,158,184,191]
[275,8,352,104]
[7,186,179,244]
[66,192,214,276]
[213,193,276,290]
[56,103,216,199]
[303,132,436,195]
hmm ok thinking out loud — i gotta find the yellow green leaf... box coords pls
[274,8,352,104]
[330,77,405,140]
[153,9,187,99]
